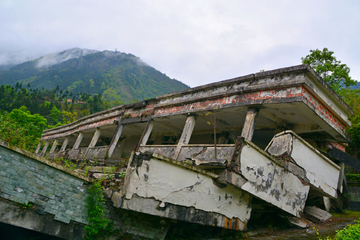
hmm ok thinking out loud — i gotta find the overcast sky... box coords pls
[0,0,359,87]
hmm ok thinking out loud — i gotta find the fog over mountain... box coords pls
[0,48,98,70]
[35,48,99,68]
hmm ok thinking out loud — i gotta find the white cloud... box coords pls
[0,0,359,86]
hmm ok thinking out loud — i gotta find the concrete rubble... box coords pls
[35,64,355,237]
[304,206,333,223]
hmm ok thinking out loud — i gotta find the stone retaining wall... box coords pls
[0,140,91,224]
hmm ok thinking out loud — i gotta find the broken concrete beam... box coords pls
[266,130,340,198]
[304,206,332,224]
[188,157,228,169]
[241,107,258,141]
[287,216,309,229]
[173,115,196,159]
[217,169,247,189]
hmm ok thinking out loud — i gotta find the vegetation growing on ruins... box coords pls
[85,180,113,240]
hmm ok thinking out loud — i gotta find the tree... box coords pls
[302,48,356,93]
[339,89,360,158]
[9,106,47,139]
[49,106,61,124]
[0,106,47,151]
[62,110,78,124]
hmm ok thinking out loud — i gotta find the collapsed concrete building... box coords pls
[37,64,353,232]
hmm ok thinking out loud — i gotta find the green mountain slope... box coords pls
[0,49,189,103]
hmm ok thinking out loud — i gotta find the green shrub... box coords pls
[85,180,112,240]
[345,174,360,183]
[335,220,360,240]
[316,220,360,240]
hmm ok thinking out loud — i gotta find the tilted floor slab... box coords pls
[238,140,310,217]
[266,131,340,198]
[113,152,252,231]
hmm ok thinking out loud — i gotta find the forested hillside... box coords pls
[0,84,106,125]
[0,83,109,151]
[0,48,189,104]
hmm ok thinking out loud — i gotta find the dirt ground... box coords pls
[242,211,360,240]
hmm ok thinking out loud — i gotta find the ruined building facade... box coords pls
[37,64,353,231]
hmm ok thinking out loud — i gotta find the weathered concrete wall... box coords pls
[347,185,360,211]
[139,145,234,162]
[348,185,360,202]
[84,146,108,160]
[139,145,176,159]
[177,145,234,161]
[0,140,90,239]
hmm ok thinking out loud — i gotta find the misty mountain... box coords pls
[0,48,189,103]
[351,81,360,90]
[0,64,15,71]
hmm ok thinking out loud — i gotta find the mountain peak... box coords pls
[35,48,99,68]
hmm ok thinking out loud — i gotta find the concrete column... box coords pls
[173,115,196,160]
[135,120,154,151]
[338,162,345,193]
[35,142,42,154]
[241,108,259,141]
[84,128,101,159]
[108,121,124,158]
[88,128,101,149]
[140,122,154,146]
[49,140,58,154]
[323,196,331,212]
[72,133,84,150]
[60,137,69,152]
[41,141,50,155]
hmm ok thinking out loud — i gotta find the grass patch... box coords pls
[331,210,360,219]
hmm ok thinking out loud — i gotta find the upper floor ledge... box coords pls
[41,64,353,139]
